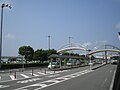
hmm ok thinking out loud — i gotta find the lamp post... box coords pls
[104,44,108,64]
[48,35,52,50]
[68,36,73,61]
[68,36,73,47]
[86,49,92,70]
[0,3,11,69]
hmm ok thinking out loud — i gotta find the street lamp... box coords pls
[68,36,73,47]
[86,49,92,70]
[68,36,73,60]
[48,35,52,50]
[0,3,11,69]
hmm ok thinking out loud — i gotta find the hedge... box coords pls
[1,62,49,70]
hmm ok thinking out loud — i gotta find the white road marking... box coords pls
[21,74,29,78]
[29,73,39,76]
[37,72,46,75]
[15,69,92,90]
[46,71,54,74]
[101,78,108,87]
[10,75,16,80]
[55,77,70,80]
[46,74,60,77]
[0,85,9,88]
[17,78,42,84]
[109,69,116,90]
[45,79,61,83]
[33,84,48,90]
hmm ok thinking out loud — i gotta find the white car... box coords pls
[67,62,73,66]
[67,60,74,66]
[88,62,94,66]
[76,60,81,65]
[48,62,60,69]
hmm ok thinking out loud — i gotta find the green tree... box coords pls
[33,49,48,62]
[47,49,57,56]
[62,52,69,55]
[33,49,57,62]
[18,46,34,63]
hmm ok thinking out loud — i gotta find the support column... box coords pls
[104,45,107,64]
[105,51,107,64]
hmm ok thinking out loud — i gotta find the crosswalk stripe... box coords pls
[0,70,70,81]
[10,75,16,80]
[37,72,46,75]
[29,73,39,76]
[21,74,29,78]
[46,71,54,74]
[0,85,9,88]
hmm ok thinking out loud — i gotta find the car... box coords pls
[76,60,81,65]
[88,62,94,66]
[67,62,73,66]
[67,60,74,66]
[111,60,118,65]
[48,62,60,69]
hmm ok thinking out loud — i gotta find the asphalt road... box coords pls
[41,64,116,90]
[0,64,117,90]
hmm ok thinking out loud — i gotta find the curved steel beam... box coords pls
[97,44,120,50]
[57,47,86,53]
[88,49,120,55]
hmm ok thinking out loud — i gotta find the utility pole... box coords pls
[68,36,72,47]
[0,3,11,69]
[104,44,107,64]
[48,35,52,50]
[68,36,73,60]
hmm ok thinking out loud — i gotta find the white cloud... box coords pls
[5,33,15,40]
[95,40,107,45]
[82,42,92,48]
[0,0,12,4]
[115,23,120,30]
[93,47,98,50]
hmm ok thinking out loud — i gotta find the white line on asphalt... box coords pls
[0,85,9,88]
[10,75,16,80]
[46,74,60,77]
[45,79,61,83]
[21,74,29,78]
[37,72,46,75]
[33,84,48,90]
[109,69,116,90]
[101,78,108,87]
[29,73,39,76]
[46,71,54,74]
[14,69,93,90]
[17,78,42,84]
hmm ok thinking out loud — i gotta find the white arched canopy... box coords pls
[88,49,120,55]
[57,47,86,53]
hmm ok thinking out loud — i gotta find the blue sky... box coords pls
[0,0,120,56]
